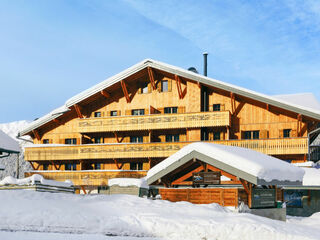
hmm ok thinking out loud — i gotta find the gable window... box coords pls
[213,132,221,140]
[130,162,143,170]
[164,107,178,114]
[94,112,101,118]
[165,134,179,142]
[243,131,259,140]
[132,109,145,116]
[65,163,77,171]
[43,139,49,144]
[140,82,149,94]
[213,104,221,112]
[110,111,118,116]
[130,136,143,143]
[65,138,77,144]
[283,129,291,138]
[161,80,168,92]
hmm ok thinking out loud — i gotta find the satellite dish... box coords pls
[188,67,198,74]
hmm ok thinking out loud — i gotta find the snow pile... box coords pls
[108,178,149,189]
[147,142,305,184]
[0,174,73,187]
[0,190,319,239]
[293,161,314,167]
[302,168,320,186]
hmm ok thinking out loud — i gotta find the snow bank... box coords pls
[0,190,319,240]
[0,174,73,187]
[108,178,149,189]
[303,168,320,186]
[147,142,305,184]
[293,161,314,167]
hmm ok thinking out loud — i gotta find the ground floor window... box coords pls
[94,163,101,170]
[243,130,259,140]
[166,134,179,142]
[130,136,143,143]
[65,163,77,171]
[130,162,143,170]
[65,138,77,144]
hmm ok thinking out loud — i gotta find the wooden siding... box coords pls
[25,170,147,186]
[24,137,308,162]
[159,188,240,206]
[78,111,231,133]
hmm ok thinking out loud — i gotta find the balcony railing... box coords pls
[24,137,308,162]
[25,170,147,186]
[78,111,231,132]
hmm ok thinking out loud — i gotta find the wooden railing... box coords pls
[25,170,147,186]
[24,137,308,161]
[78,111,231,132]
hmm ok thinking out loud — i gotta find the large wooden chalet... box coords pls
[18,59,320,192]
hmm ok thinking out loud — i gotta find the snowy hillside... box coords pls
[0,120,32,179]
[0,190,320,240]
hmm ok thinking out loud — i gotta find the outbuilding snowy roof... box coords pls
[19,59,320,136]
[0,130,20,154]
[146,142,304,186]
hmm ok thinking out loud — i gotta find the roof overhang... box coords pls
[146,149,302,186]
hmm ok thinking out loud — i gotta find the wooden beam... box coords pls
[81,186,87,194]
[50,161,59,170]
[207,165,238,181]
[233,101,245,117]
[240,178,250,195]
[172,166,204,185]
[297,114,303,137]
[29,162,36,170]
[230,92,236,114]
[120,80,131,103]
[147,67,156,90]
[266,103,269,111]
[53,119,61,124]
[175,75,183,99]
[113,132,120,143]
[32,130,40,141]
[100,90,110,99]
[113,159,124,170]
[74,104,83,119]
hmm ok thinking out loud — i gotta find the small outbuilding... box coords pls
[147,142,304,209]
[0,130,20,173]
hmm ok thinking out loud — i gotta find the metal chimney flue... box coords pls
[203,52,208,76]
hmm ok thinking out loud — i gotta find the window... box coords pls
[166,134,179,142]
[132,109,145,116]
[213,104,221,112]
[42,139,49,144]
[94,137,102,143]
[243,131,259,140]
[130,136,143,143]
[65,163,77,171]
[130,162,143,170]
[43,164,49,170]
[213,132,221,140]
[110,111,118,116]
[283,129,291,138]
[161,80,168,92]
[94,112,101,118]
[94,163,101,170]
[164,107,178,114]
[65,138,77,144]
[140,82,149,94]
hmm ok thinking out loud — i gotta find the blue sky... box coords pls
[0,0,319,123]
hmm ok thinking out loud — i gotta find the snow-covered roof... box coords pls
[19,59,320,136]
[0,174,73,187]
[0,130,20,154]
[302,168,320,186]
[273,93,320,112]
[108,178,149,189]
[0,164,4,170]
[146,142,304,186]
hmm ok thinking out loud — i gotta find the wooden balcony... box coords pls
[24,137,308,162]
[25,170,147,186]
[78,111,231,132]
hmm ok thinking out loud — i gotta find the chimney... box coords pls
[203,52,208,76]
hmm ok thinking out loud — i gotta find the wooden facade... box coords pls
[21,61,320,189]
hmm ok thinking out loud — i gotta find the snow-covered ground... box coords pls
[0,190,319,240]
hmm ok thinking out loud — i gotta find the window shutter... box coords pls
[178,106,185,114]
[168,79,172,92]
[138,85,142,94]
[101,111,105,117]
[180,134,187,142]
[148,83,152,93]
[291,129,297,137]
[49,139,53,144]
[208,132,214,141]
[125,110,131,116]
[157,81,162,92]
[106,111,111,117]
[221,104,225,111]
[279,129,284,138]
[220,131,225,140]
[117,110,121,116]
[145,108,149,115]
[260,130,269,139]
